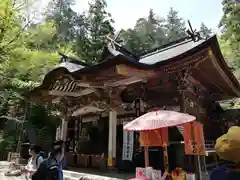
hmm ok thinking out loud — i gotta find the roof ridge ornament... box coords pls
[139,21,203,57]
[106,30,122,49]
[105,30,140,61]
[58,52,89,67]
[186,20,202,42]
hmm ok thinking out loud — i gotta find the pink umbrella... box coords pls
[124,110,196,131]
[123,110,196,178]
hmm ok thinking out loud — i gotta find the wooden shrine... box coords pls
[25,32,240,173]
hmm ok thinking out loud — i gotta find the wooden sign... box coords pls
[116,64,156,78]
[140,128,168,147]
[184,121,205,155]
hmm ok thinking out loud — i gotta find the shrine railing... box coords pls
[204,140,215,150]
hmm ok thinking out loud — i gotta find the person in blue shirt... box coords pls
[32,140,65,180]
[210,161,240,180]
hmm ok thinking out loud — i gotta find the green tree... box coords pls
[46,0,81,46]
[199,22,212,39]
[0,0,25,61]
[165,7,186,41]
[0,0,60,153]
[22,21,58,51]
[74,0,115,63]
[219,0,240,75]
[121,9,167,55]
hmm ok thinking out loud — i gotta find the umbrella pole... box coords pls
[163,146,169,173]
[144,146,149,167]
[196,155,203,180]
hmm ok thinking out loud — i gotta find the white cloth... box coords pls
[26,156,44,170]
[26,158,36,171]
[24,155,44,178]
[122,121,134,161]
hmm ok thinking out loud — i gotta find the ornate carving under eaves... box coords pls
[49,74,76,92]
[182,88,207,122]
[176,70,207,101]
[106,86,125,106]
[91,101,111,111]
[176,70,190,93]
[159,48,208,74]
[120,83,146,103]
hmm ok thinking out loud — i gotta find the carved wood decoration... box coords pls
[49,74,76,92]
[116,64,157,78]
[107,86,125,107]
[74,66,117,82]
[180,78,218,140]
[157,48,208,74]
[121,83,146,103]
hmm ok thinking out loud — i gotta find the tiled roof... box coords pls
[139,39,205,64]
[57,61,85,72]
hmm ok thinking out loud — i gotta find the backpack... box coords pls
[36,151,46,167]
[46,164,61,180]
[32,157,62,180]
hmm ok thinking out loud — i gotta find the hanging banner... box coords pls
[55,126,61,140]
[139,128,169,147]
[73,119,78,153]
[184,121,205,155]
[122,121,134,161]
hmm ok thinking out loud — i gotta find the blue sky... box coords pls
[73,0,223,33]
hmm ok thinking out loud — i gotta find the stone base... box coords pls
[108,167,117,173]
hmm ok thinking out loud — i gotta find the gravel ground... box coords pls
[0,161,212,180]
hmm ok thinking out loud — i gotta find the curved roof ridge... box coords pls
[59,52,90,67]
[140,39,193,59]
[57,61,85,73]
[139,38,206,65]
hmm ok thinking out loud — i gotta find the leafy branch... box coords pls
[0,20,32,49]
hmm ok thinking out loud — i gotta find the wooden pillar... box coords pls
[60,118,68,141]
[108,110,117,168]
[60,106,69,142]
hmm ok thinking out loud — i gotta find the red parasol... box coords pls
[123,110,196,131]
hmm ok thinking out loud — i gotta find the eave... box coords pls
[25,35,240,104]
